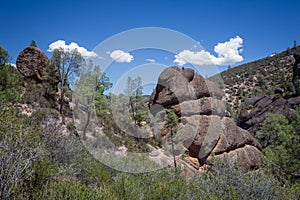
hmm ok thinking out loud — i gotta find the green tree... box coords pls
[257,113,300,177]
[165,111,178,168]
[294,80,300,96]
[124,76,146,125]
[0,46,9,65]
[51,48,83,123]
[74,60,112,140]
[30,40,37,47]
[94,71,112,119]
[0,46,21,102]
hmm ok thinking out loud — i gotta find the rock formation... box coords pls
[16,46,49,81]
[238,95,300,133]
[238,53,300,134]
[149,67,263,170]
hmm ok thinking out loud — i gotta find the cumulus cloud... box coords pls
[174,36,243,66]
[146,58,155,63]
[9,63,16,68]
[47,40,98,58]
[110,50,134,63]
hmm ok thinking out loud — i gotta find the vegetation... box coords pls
[210,45,300,113]
[124,76,148,126]
[165,111,179,168]
[1,45,300,199]
[1,103,298,199]
[256,109,300,183]
[51,47,83,123]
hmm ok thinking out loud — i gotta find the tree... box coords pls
[0,47,20,102]
[257,113,300,177]
[0,46,9,65]
[165,111,178,168]
[124,76,145,125]
[94,68,112,118]
[74,60,112,140]
[51,48,83,123]
[294,40,297,48]
[30,40,37,47]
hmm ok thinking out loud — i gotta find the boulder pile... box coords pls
[149,66,263,170]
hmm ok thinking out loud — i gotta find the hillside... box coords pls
[211,46,300,114]
[1,44,300,199]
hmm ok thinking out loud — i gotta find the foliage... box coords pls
[0,45,299,199]
[0,106,43,199]
[210,46,300,112]
[189,159,293,200]
[165,111,178,168]
[295,80,300,96]
[0,45,9,65]
[0,47,22,102]
[29,40,37,47]
[256,112,300,181]
[124,76,148,125]
[51,47,83,121]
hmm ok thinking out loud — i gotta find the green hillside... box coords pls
[211,46,300,113]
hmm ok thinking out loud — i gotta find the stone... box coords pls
[149,67,223,109]
[149,66,263,170]
[238,95,297,133]
[16,46,49,80]
[171,97,226,117]
[210,145,263,170]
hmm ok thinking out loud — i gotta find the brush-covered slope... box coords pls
[210,46,300,115]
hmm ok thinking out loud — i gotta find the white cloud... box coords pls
[47,40,98,58]
[174,36,243,66]
[174,50,217,66]
[146,58,155,63]
[110,50,134,63]
[9,63,16,68]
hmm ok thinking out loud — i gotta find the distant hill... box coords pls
[210,45,300,115]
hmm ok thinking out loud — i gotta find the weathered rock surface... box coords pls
[16,46,49,80]
[149,67,223,108]
[172,97,226,117]
[238,95,299,134]
[150,66,263,171]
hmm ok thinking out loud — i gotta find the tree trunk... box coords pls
[171,129,177,168]
[129,96,137,125]
[60,86,65,124]
[83,109,90,140]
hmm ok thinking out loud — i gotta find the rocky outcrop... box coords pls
[238,95,300,133]
[150,67,263,171]
[238,54,300,134]
[149,66,223,108]
[292,50,300,85]
[16,46,49,81]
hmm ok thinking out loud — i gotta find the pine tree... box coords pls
[166,111,178,168]
[30,40,37,47]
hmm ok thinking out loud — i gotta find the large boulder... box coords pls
[149,66,263,171]
[16,46,49,80]
[149,67,222,108]
[171,97,226,117]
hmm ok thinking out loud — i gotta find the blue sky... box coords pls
[1,0,300,93]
